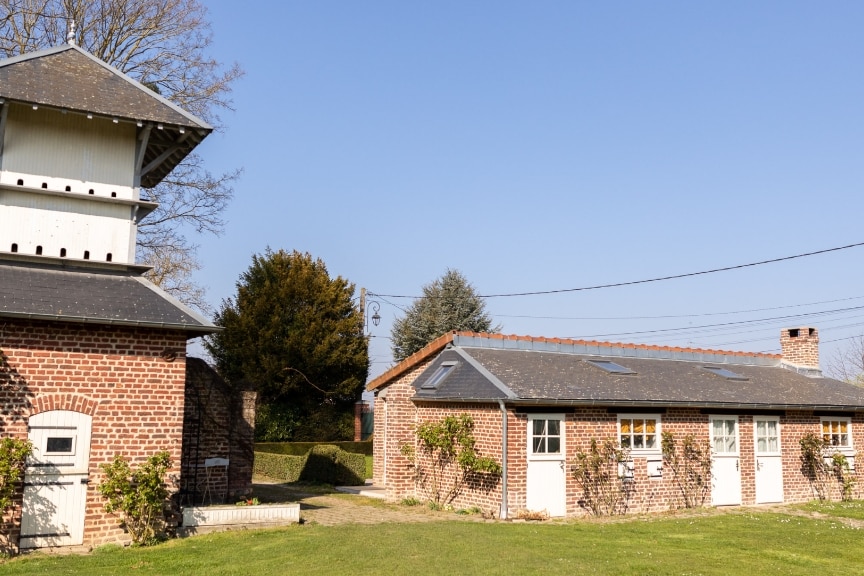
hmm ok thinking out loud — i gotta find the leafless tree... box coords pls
[0,0,243,310]
[825,335,864,387]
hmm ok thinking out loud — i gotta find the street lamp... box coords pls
[360,287,381,335]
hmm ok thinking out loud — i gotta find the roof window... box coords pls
[702,366,748,381]
[587,360,636,375]
[420,362,457,390]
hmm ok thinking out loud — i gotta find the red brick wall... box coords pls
[0,319,188,548]
[780,327,819,367]
[377,378,864,515]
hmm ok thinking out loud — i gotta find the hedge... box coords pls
[255,440,373,456]
[254,445,366,485]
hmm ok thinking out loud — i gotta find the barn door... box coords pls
[20,411,92,548]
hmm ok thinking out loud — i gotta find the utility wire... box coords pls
[372,240,864,299]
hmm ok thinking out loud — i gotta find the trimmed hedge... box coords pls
[253,451,306,482]
[255,440,373,456]
[254,445,366,485]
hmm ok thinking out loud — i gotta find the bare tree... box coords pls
[0,0,243,310]
[826,335,864,387]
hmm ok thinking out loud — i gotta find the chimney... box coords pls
[780,327,819,368]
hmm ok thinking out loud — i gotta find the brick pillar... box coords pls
[780,327,819,368]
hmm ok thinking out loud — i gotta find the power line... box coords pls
[372,240,864,299]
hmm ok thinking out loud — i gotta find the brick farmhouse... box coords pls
[0,43,251,551]
[368,327,864,517]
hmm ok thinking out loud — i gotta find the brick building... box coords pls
[0,43,251,551]
[368,328,864,518]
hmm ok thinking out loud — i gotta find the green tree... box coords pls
[391,269,500,362]
[0,0,243,311]
[205,249,368,441]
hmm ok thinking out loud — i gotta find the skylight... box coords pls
[702,366,748,381]
[586,360,636,375]
[420,362,456,389]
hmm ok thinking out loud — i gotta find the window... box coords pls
[530,417,562,455]
[587,360,636,375]
[419,362,456,390]
[45,436,75,454]
[822,418,852,449]
[619,415,660,452]
[702,366,748,381]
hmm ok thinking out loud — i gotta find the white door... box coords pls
[754,416,784,503]
[20,411,92,548]
[710,416,741,506]
[526,414,566,516]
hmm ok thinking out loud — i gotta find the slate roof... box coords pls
[0,257,215,334]
[371,332,864,411]
[0,44,211,187]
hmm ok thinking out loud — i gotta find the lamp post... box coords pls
[360,287,381,335]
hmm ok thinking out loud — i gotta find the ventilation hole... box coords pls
[60,248,67,257]
[809,328,815,336]
[88,189,94,194]
[16,179,23,185]
[789,328,800,338]
[11,243,18,253]
[111,192,117,198]
[41,182,47,189]
[106,253,112,262]
[83,250,90,260]
[35,245,42,255]
[65,185,71,192]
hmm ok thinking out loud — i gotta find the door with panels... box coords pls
[20,410,92,548]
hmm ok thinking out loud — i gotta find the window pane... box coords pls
[46,437,73,453]
[713,421,724,436]
[621,436,631,448]
[634,436,644,449]
[713,437,724,452]
[621,420,631,434]
[757,438,767,452]
[646,420,656,434]
[548,420,560,436]
[634,420,644,434]
[726,436,736,452]
[547,438,561,453]
[823,421,830,434]
[725,421,735,436]
[768,437,778,452]
[840,421,848,433]
[646,435,656,449]
[533,437,545,453]
[533,420,546,436]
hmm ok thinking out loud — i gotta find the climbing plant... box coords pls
[0,438,32,520]
[571,438,632,516]
[98,451,173,546]
[401,414,501,507]
[799,432,856,502]
[661,432,712,508]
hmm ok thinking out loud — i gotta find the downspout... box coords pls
[498,399,508,520]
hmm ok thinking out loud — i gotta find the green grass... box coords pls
[3,507,863,575]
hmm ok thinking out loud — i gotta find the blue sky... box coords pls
[190,2,864,379]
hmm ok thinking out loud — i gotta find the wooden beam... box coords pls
[140,131,189,178]
[133,124,152,188]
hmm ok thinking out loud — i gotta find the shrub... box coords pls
[299,445,365,485]
[571,438,631,516]
[254,440,373,456]
[402,414,501,507]
[253,452,307,482]
[799,432,857,502]
[0,438,32,518]
[661,432,712,508]
[98,452,172,546]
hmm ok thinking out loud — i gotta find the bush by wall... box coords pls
[253,445,366,485]
[255,440,373,456]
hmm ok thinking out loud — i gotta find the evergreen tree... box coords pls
[206,250,368,441]
[391,269,500,361]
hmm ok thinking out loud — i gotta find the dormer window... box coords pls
[420,361,457,390]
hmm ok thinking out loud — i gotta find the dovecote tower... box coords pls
[0,43,211,265]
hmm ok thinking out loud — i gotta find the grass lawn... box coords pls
[3,506,863,575]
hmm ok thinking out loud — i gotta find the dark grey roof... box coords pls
[0,259,215,334]
[0,44,211,188]
[413,346,864,411]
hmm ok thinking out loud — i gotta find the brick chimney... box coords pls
[780,327,819,368]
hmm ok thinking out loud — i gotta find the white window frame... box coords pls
[820,417,854,455]
[617,414,662,456]
[527,414,565,461]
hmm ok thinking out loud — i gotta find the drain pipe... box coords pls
[497,399,508,520]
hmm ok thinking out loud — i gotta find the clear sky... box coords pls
[189,1,864,380]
